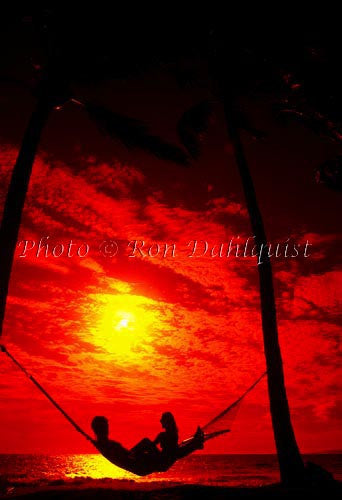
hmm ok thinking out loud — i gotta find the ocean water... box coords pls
[0,454,341,488]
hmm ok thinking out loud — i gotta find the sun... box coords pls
[84,291,160,362]
[117,317,129,329]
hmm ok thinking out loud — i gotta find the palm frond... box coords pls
[275,100,342,143]
[316,156,342,191]
[177,101,212,159]
[85,103,189,165]
[235,110,266,140]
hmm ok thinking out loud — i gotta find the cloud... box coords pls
[0,145,341,453]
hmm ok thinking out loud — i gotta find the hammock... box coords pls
[0,344,266,476]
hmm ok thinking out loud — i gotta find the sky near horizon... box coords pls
[0,76,341,455]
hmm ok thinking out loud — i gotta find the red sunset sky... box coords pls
[0,68,341,456]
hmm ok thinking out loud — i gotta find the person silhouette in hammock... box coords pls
[91,412,204,475]
[0,345,265,476]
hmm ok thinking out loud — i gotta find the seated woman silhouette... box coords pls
[91,412,204,476]
[156,411,179,456]
[129,411,198,460]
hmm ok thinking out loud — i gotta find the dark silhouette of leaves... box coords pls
[235,109,266,140]
[177,101,212,158]
[275,100,342,144]
[316,156,342,191]
[86,103,189,165]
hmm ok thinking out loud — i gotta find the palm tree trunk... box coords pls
[221,95,305,484]
[0,97,52,337]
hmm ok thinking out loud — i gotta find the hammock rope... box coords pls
[202,370,267,432]
[0,344,93,443]
[0,343,266,446]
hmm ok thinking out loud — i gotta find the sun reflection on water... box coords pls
[64,454,137,480]
[62,454,173,483]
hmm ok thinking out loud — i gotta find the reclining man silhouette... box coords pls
[91,412,204,476]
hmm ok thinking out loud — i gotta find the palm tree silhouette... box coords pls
[209,31,342,484]
[219,97,305,485]
[0,11,188,337]
[176,36,306,483]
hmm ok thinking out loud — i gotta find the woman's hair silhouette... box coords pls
[160,412,178,435]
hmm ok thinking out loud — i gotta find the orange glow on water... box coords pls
[65,454,137,481]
